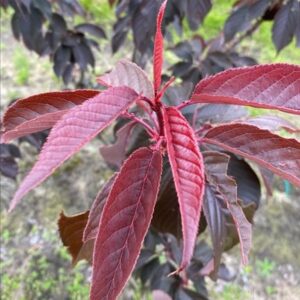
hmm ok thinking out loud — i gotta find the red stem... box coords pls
[123,112,159,139]
[177,100,191,110]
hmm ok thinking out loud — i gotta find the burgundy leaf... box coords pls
[9,87,138,211]
[58,211,92,265]
[1,90,99,142]
[97,59,154,99]
[163,106,205,271]
[203,123,300,187]
[91,147,162,300]
[242,115,299,133]
[203,184,226,279]
[83,174,117,242]
[191,64,300,115]
[204,151,252,265]
[153,1,167,95]
[100,121,137,168]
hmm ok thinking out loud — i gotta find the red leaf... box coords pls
[203,123,300,187]
[97,59,154,99]
[58,211,93,265]
[191,64,300,115]
[1,90,99,142]
[153,0,167,95]
[203,151,252,268]
[100,121,137,168]
[91,147,162,300]
[163,106,205,271]
[242,115,299,133]
[83,174,117,242]
[9,87,138,211]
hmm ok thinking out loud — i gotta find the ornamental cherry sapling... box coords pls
[2,1,300,299]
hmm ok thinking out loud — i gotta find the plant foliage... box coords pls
[2,0,300,299]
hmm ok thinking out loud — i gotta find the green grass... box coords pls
[13,48,30,85]
[78,0,114,25]
[210,283,251,300]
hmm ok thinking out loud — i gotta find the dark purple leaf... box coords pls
[203,151,252,265]
[186,0,212,30]
[75,23,106,39]
[224,0,271,42]
[272,0,300,52]
[53,46,72,76]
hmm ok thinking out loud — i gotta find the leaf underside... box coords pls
[97,59,154,99]
[100,121,137,168]
[203,123,300,187]
[191,64,300,115]
[9,86,138,211]
[242,115,299,133]
[204,151,252,266]
[91,147,162,300]
[163,106,205,271]
[83,174,117,242]
[2,90,99,142]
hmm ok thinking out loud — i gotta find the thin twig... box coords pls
[123,112,158,139]
[176,100,192,110]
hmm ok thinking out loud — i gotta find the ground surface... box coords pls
[1,4,300,300]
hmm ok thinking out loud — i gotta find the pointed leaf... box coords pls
[75,23,106,39]
[163,107,205,270]
[2,90,99,142]
[58,211,92,264]
[83,174,117,242]
[91,147,162,300]
[100,121,137,168]
[97,59,154,99]
[204,151,252,265]
[9,87,138,211]
[203,123,300,187]
[272,0,299,52]
[191,64,300,115]
[202,184,226,279]
[242,115,299,133]
[186,0,212,30]
[153,1,167,95]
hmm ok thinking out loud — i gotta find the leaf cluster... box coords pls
[1,1,300,299]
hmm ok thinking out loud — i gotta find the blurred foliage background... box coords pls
[1,0,300,299]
